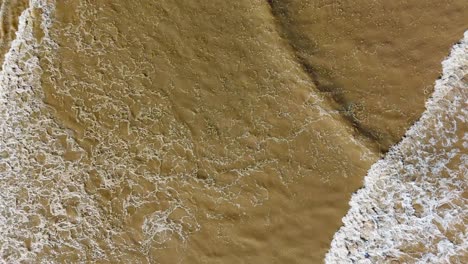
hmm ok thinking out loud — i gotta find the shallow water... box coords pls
[327,32,468,264]
[0,0,466,263]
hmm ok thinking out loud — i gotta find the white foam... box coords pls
[0,1,54,262]
[326,31,468,263]
[2,1,466,262]
[0,1,201,261]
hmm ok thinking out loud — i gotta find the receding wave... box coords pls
[326,31,467,263]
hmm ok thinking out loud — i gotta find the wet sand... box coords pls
[0,0,466,263]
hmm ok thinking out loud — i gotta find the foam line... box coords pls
[0,1,56,262]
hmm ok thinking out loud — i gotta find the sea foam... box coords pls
[0,0,70,262]
[326,31,467,263]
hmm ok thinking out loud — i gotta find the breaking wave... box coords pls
[326,31,468,263]
[0,0,58,262]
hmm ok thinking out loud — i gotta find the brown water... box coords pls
[0,0,466,263]
[267,0,467,151]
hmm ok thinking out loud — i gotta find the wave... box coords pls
[0,0,63,262]
[1,1,466,262]
[326,31,467,263]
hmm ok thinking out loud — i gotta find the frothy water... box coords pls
[0,1,372,261]
[326,32,468,263]
[0,0,466,263]
[0,1,199,261]
[0,0,58,262]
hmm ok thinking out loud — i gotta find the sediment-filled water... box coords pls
[327,32,468,264]
[0,0,466,263]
